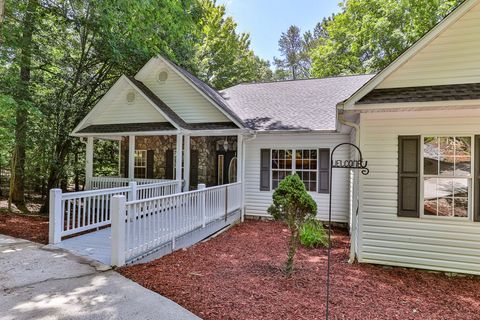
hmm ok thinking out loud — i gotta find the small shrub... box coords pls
[300,219,328,248]
[268,174,317,276]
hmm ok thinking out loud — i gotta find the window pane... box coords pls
[455,156,471,176]
[439,137,454,176]
[437,196,453,216]
[424,178,437,215]
[456,137,471,156]
[424,137,438,175]
[454,197,468,217]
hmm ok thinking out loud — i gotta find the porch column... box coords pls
[85,137,94,187]
[128,135,135,179]
[237,134,245,221]
[237,135,243,183]
[184,135,190,191]
[176,133,183,189]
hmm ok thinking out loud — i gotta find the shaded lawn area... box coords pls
[120,220,480,320]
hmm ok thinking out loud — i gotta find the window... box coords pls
[423,136,471,218]
[134,150,147,178]
[272,149,293,189]
[295,150,317,192]
[228,157,237,183]
[271,149,318,192]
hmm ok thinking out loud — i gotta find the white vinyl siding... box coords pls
[358,109,480,275]
[244,133,350,223]
[138,59,230,123]
[378,3,480,88]
[89,79,167,125]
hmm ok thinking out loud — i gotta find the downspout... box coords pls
[241,131,257,222]
[337,104,360,264]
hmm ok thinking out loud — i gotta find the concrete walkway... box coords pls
[0,234,200,320]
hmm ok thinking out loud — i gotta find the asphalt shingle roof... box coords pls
[358,83,480,104]
[220,75,374,131]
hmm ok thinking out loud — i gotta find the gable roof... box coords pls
[221,75,374,131]
[358,83,480,105]
[343,0,477,109]
[153,56,245,128]
[126,76,189,128]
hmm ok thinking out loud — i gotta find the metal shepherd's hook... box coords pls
[325,143,369,320]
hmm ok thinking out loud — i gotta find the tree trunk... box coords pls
[10,0,37,205]
[285,228,299,277]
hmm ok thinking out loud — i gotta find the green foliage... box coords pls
[194,0,272,89]
[273,25,311,80]
[310,0,464,77]
[268,174,317,276]
[300,219,328,248]
[0,0,270,205]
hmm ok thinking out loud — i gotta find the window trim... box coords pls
[419,134,474,221]
[134,149,148,179]
[270,148,319,192]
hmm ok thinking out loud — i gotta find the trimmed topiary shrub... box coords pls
[300,219,328,248]
[268,174,317,276]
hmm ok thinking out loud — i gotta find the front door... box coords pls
[216,151,237,185]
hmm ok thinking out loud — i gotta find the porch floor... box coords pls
[55,228,112,265]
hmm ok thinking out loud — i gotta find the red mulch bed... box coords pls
[119,220,480,320]
[0,213,49,244]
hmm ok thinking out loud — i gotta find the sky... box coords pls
[216,0,342,63]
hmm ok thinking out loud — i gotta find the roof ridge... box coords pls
[222,73,376,90]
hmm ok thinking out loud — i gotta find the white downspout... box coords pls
[337,105,361,264]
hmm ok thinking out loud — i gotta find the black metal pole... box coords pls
[324,143,369,320]
[325,156,334,320]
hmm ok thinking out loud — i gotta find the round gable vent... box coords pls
[126,90,135,103]
[158,70,169,83]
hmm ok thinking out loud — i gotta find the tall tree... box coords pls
[310,0,464,77]
[9,0,38,207]
[273,25,310,80]
[194,0,271,89]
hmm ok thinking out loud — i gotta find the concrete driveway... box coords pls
[0,234,200,320]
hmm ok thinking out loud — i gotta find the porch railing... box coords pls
[49,180,182,243]
[110,182,242,266]
[86,176,172,190]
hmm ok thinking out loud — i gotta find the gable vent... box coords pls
[158,70,169,83]
[126,90,135,103]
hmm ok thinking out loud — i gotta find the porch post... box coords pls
[85,137,94,189]
[184,135,190,191]
[176,133,183,192]
[128,135,135,179]
[237,134,244,221]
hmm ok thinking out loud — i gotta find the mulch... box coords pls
[0,213,49,244]
[119,220,480,320]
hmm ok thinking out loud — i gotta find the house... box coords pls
[70,0,480,274]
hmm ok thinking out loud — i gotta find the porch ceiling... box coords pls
[77,122,175,134]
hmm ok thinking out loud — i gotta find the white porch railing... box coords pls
[110,182,242,266]
[49,180,182,243]
[86,176,172,190]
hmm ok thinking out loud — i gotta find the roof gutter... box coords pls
[337,103,360,264]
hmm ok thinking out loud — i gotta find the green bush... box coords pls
[300,219,328,248]
[268,174,317,276]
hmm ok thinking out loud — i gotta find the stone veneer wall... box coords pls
[120,136,237,187]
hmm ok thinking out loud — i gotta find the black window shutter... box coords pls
[146,150,154,178]
[318,149,330,193]
[124,149,129,178]
[190,150,199,188]
[398,136,421,217]
[475,136,480,222]
[165,149,174,180]
[260,149,270,191]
